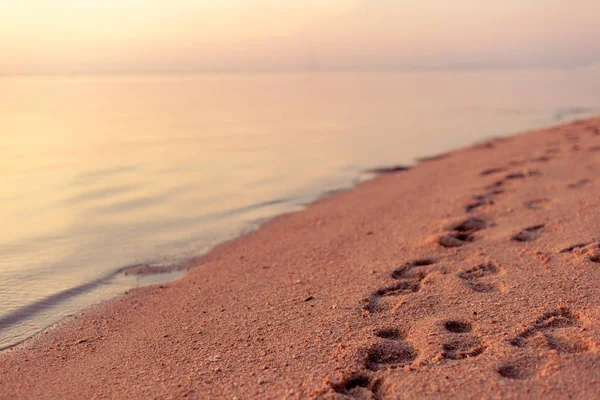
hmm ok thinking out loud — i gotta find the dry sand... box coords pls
[2,118,600,399]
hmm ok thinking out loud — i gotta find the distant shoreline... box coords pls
[2,64,600,78]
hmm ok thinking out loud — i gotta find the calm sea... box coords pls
[1,68,599,349]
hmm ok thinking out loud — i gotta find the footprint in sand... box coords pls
[330,372,383,399]
[474,164,550,212]
[466,190,505,213]
[484,180,505,191]
[438,217,493,248]
[444,320,472,334]
[374,327,407,340]
[580,243,600,263]
[530,156,551,163]
[389,258,435,280]
[477,169,542,206]
[560,242,600,264]
[328,327,415,398]
[558,242,592,254]
[363,333,417,371]
[508,308,586,351]
[496,358,538,380]
[505,172,527,180]
[567,179,591,189]
[504,170,542,180]
[440,320,486,360]
[480,167,507,176]
[498,308,590,380]
[442,337,485,360]
[363,259,436,313]
[457,262,500,293]
[511,225,544,242]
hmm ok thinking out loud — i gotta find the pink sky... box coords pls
[2,0,599,74]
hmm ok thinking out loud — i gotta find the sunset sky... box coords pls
[2,0,600,74]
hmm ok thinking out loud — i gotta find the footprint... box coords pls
[390,259,435,280]
[509,308,587,353]
[582,244,600,263]
[374,327,406,340]
[451,217,491,232]
[505,172,527,180]
[466,190,504,213]
[480,167,506,176]
[466,200,491,213]
[484,180,505,191]
[440,320,485,360]
[480,170,540,195]
[568,179,591,189]
[473,190,505,201]
[377,259,433,297]
[589,145,600,152]
[363,339,417,371]
[438,232,476,248]
[458,263,498,280]
[465,282,496,293]
[330,326,414,397]
[364,259,436,312]
[375,281,421,297]
[533,308,578,330]
[565,242,600,263]
[330,372,383,399]
[438,217,492,248]
[458,263,499,293]
[558,242,591,254]
[530,156,551,163]
[504,170,541,180]
[442,337,485,360]
[545,335,589,354]
[444,320,472,334]
[496,360,536,380]
[511,225,544,242]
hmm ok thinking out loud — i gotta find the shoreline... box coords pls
[1,113,596,353]
[2,117,600,399]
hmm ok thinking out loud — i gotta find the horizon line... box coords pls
[2,62,599,78]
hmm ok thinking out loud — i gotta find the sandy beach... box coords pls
[2,117,600,399]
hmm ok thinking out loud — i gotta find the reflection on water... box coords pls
[1,69,599,349]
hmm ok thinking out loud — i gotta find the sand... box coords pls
[2,118,600,399]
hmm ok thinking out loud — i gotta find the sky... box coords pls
[1,0,600,74]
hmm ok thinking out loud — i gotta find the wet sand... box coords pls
[2,118,600,399]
